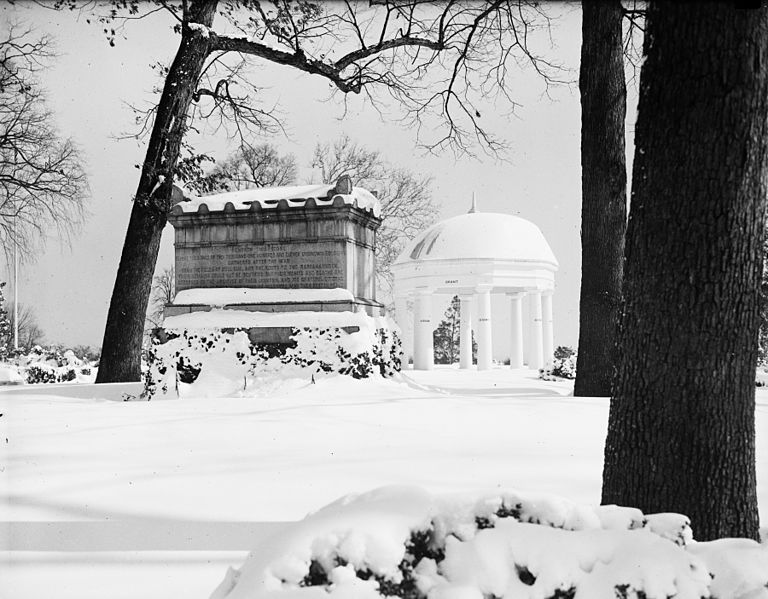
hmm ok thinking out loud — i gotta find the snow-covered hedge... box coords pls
[0,347,96,385]
[753,369,768,386]
[540,346,577,381]
[211,486,768,599]
[145,318,402,399]
[552,346,577,379]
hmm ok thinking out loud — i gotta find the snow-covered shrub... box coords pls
[26,363,57,384]
[382,328,402,376]
[334,326,401,379]
[756,368,768,387]
[0,282,11,362]
[144,318,402,399]
[540,346,577,381]
[210,486,768,599]
[8,344,98,384]
[287,324,400,380]
[57,368,77,382]
[538,366,557,381]
[552,346,577,379]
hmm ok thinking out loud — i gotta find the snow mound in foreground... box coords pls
[0,364,24,383]
[211,486,768,599]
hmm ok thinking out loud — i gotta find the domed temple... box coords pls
[392,200,558,371]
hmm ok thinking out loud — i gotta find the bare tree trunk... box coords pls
[602,3,768,541]
[574,0,627,397]
[97,1,218,382]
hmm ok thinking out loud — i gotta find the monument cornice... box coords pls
[169,203,382,231]
[177,236,377,251]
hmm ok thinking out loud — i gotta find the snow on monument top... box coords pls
[172,177,381,217]
[395,211,558,267]
[173,287,355,306]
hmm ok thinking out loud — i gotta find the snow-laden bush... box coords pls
[26,363,57,384]
[144,319,402,399]
[24,364,85,384]
[552,345,576,379]
[541,346,577,381]
[11,346,96,384]
[58,367,77,382]
[552,346,577,379]
[210,486,768,599]
[756,369,768,387]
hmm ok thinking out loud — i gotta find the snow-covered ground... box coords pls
[1,367,766,598]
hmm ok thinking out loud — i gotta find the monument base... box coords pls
[164,298,383,319]
[161,288,384,345]
[164,287,383,318]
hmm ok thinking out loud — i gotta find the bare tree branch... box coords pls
[145,266,175,331]
[4,301,45,352]
[0,23,89,262]
[312,135,438,305]
[203,1,565,156]
[622,1,646,87]
[215,143,296,190]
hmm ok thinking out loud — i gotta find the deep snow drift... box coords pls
[210,486,768,599]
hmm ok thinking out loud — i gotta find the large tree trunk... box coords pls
[97,1,218,383]
[574,0,627,397]
[601,3,768,541]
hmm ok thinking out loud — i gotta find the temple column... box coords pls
[509,292,524,368]
[459,294,473,369]
[542,291,554,369]
[529,290,544,371]
[413,289,434,370]
[394,295,412,366]
[476,286,493,370]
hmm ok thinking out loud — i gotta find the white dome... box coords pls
[395,212,558,266]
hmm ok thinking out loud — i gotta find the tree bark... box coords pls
[574,1,627,397]
[601,3,768,541]
[96,0,218,382]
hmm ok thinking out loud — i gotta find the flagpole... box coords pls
[13,214,18,351]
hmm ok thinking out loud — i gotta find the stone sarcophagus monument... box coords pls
[144,176,401,394]
[164,176,383,319]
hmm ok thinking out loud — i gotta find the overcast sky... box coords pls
[2,2,637,350]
